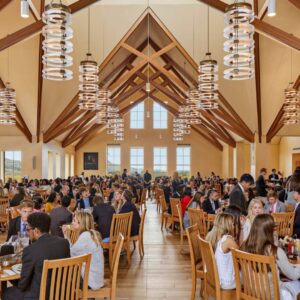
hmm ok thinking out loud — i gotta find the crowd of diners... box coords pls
[0,166,300,299]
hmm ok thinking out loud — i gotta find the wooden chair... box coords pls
[155,188,163,213]
[40,253,91,300]
[206,214,216,232]
[198,237,235,300]
[272,212,295,237]
[131,208,147,259]
[0,198,9,227]
[170,198,180,231]
[285,204,294,212]
[85,234,124,300]
[139,188,147,211]
[186,224,204,300]
[65,226,79,244]
[160,194,171,230]
[188,208,207,238]
[232,249,280,300]
[102,212,133,270]
[176,203,187,253]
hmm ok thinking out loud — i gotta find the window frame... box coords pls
[106,145,121,175]
[153,147,168,177]
[176,145,191,178]
[130,102,144,129]
[3,150,22,182]
[130,147,144,174]
[153,101,168,129]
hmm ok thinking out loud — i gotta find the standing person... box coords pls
[63,211,104,290]
[229,173,254,215]
[119,190,141,236]
[121,168,128,181]
[4,213,70,300]
[92,196,115,240]
[50,195,73,237]
[269,169,279,182]
[7,201,33,241]
[264,190,286,213]
[143,170,152,199]
[256,168,268,202]
[285,167,300,206]
[293,187,300,238]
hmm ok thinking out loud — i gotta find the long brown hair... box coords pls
[241,214,277,256]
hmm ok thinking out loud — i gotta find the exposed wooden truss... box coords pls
[0,0,12,11]
[31,7,253,150]
[0,78,32,142]
[266,74,300,142]
[289,0,300,10]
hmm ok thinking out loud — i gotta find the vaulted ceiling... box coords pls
[0,0,299,150]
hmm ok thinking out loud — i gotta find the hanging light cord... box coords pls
[207,2,210,54]
[147,0,150,87]
[290,48,293,83]
[88,7,91,55]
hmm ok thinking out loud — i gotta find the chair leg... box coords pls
[190,271,196,300]
[109,247,113,271]
[126,241,131,267]
[133,240,136,250]
[171,218,174,231]
[200,279,204,297]
[138,240,143,258]
[161,215,164,231]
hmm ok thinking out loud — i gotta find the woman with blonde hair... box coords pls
[243,198,263,241]
[206,213,239,289]
[63,211,104,290]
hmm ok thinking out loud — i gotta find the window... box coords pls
[48,151,53,179]
[4,151,22,182]
[176,146,191,177]
[153,102,168,129]
[130,102,144,129]
[130,147,144,174]
[56,153,61,178]
[107,145,121,175]
[70,155,74,176]
[153,147,167,177]
[65,154,70,178]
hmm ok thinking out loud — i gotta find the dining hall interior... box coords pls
[0,0,300,299]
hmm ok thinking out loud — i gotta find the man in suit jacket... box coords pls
[119,190,141,236]
[264,190,286,213]
[7,201,33,241]
[256,168,268,197]
[230,173,254,215]
[4,213,70,300]
[203,190,221,214]
[77,188,93,209]
[269,169,279,182]
[293,188,300,238]
[92,195,115,239]
[50,195,73,237]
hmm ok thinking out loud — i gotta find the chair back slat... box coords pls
[186,224,202,267]
[160,193,167,212]
[139,209,147,241]
[170,198,180,218]
[272,212,294,237]
[176,203,184,231]
[110,212,132,243]
[40,253,91,300]
[232,249,280,300]
[0,198,9,215]
[188,208,207,237]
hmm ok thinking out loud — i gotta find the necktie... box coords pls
[22,223,27,233]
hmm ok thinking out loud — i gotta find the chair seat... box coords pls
[220,288,236,300]
[86,278,112,298]
[163,212,171,217]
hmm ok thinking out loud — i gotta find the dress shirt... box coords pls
[83,198,90,208]
[20,220,27,234]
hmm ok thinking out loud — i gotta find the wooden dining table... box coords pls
[0,264,21,297]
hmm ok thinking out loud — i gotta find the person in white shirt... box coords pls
[63,211,104,290]
[264,190,286,214]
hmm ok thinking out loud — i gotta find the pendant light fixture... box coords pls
[223,1,255,80]
[42,0,73,81]
[20,0,29,18]
[267,0,276,17]
[199,2,219,109]
[79,8,99,110]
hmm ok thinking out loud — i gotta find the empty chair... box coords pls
[40,253,91,300]
[232,249,280,300]
[102,212,132,270]
[272,212,294,237]
[186,224,204,300]
[198,237,235,300]
[131,208,147,259]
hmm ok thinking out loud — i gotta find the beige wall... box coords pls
[75,101,222,177]
[222,144,233,179]
[235,141,251,179]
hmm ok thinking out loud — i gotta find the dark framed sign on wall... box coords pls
[83,152,98,170]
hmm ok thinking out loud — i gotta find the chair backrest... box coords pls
[136,189,141,202]
[272,212,295,237]
[160,194,167,212]
[0,198,9,215]
[206,214,216,231]
[186,225,202,269]
[40,253,91,300]
[176,203,184,230]
[170,198,180,218]
[110,234,124,300]
[198,236,221,299]
[188,208,207,238]
[139,209,147,240]
[67,227,79,244]
[232,249,280,300]
[285,204,294,212]
[109,212,133,243]
[140,188,147,203]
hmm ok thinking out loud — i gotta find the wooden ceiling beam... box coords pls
[28,0,40,21]
[75,124,104,151]
[15,120,32,143]
[197,0,300,51]
[114,81,146,105]
[257,1,268,20]
[266,74,300,142]
[0,0,12,11]
[0,0,102,52]
[289,0,300,10]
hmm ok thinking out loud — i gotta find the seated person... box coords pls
[4,213,70,300]
[206,213,238,289]
[77,188,93,209]
[108,183,120,204]
[293,188,300,238]
[7,200,33,241]
[50,196,73,237]
[63,211,104,290]
[92,196,115,240]
[10,187,25,207]
[32,196,44,212]
[264,190,286,213]
[241,214,300,300]
[180,187,192,217]
[120,190,141,236]
[203,189,221,214]
[44,192,60,213]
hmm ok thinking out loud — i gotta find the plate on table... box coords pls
[11,263,22,274]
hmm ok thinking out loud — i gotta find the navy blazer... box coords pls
[7,216,21,241]
[294,203,300,238]
[93,203,115,239]
[202,199,220,215]
[78,197,94,209]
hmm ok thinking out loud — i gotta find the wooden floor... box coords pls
[116,201,200,300]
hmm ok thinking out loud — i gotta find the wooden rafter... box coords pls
[257,1,268,20]
[266,74,300,142]
[0,0,12,11]
[289,0,300,10]
[0,0,102,52]
[28,0,40,21]
[197,0,300,51]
